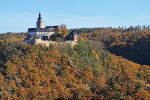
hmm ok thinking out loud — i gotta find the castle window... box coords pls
[43,36,49,40]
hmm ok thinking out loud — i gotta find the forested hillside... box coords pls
[0,31,150,99]
[80,26,150,66]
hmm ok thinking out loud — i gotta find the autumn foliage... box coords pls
[0,31,150,99]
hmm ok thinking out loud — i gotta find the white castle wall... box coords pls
[36,32,54,38]
[28,32,37,36]
[28,31,55,39]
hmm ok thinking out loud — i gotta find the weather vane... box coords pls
[39,10,40,13]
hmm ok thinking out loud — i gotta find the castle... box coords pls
[25,13,78,46]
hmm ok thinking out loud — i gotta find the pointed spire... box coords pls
[38,11,42,21]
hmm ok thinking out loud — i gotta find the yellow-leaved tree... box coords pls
[59,24,69,37]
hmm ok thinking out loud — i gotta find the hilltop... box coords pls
[0,28,150,99]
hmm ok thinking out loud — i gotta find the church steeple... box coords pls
[36,12,44,28]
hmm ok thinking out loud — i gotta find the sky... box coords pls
[0,0,150,33]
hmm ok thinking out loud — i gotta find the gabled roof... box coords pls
[65,31,77,41]
[25,35,32,40]
[45,26,59,29]
[28,28,36,32]
[28,27,54,32]
[68,31,77,36]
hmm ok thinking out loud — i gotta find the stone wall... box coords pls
[31,39,77,47]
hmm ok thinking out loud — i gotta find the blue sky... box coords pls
[0,0,150,33]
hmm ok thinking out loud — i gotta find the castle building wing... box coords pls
[25,13,78,46]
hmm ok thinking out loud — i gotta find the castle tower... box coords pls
[36,13,44,28]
